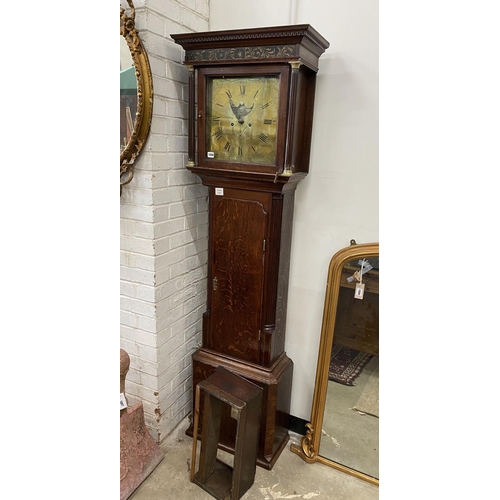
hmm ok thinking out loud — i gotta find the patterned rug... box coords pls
[328,344,373,386]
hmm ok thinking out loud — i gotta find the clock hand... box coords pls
[238,124,249,137]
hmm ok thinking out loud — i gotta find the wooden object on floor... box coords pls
[120,349,164,500]
[189,349,292,470]
[191,366,263,500]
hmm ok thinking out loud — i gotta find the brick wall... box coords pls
[120,0,209,442]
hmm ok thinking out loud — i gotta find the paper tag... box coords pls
[120,392,128,410]
[354,282,365,300]
[215,187,224,196]
[207,152,215,158]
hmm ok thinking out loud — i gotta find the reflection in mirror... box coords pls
[320,255,379,478]
[120,0,153,193]
[290,242,379,486]
[120,35,137,154]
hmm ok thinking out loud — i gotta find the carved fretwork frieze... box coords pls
[185,45,298,63]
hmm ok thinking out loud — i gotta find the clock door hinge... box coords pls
[258,330,261,341]
[263,239,266,252]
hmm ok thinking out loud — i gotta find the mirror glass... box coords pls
[120,35,137,154]
[319,256,379,479]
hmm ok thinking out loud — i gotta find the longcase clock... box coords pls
[172,25,329,470]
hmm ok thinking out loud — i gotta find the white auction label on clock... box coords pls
[215,188,224,196]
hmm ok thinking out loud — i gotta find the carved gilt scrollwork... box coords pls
[301,423,317,458]
[120,0,153,194]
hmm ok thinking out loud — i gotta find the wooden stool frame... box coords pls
[191,367,263,500]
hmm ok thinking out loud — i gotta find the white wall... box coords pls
[210,0,379,419]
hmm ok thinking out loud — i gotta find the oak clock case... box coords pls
[172,25,329,471]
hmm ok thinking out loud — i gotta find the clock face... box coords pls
[206,75,280,165]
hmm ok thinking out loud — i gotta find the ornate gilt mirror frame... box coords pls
[120,0,153,191]
[290,241,379,486]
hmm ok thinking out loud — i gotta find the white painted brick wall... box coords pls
[120,0,209,443]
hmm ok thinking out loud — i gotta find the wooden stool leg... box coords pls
[198,392,223,483]
[190,384,201,483]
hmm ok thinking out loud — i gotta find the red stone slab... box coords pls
[120,349,164,500]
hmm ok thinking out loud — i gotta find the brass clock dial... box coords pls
[206,75,280,165]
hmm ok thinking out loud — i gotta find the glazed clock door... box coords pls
[208,189,269,364]
[197,65,290,173]
[206,75,280,164]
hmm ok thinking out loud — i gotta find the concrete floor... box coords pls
[128,415,379,500]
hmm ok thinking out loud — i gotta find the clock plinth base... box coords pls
[186,348,293,470]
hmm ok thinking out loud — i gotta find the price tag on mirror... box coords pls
[354,282,365,300]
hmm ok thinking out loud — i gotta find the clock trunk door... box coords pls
[208,191,268,364]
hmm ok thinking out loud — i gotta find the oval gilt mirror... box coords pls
[291,241,379,486]
[120,0,153,191]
